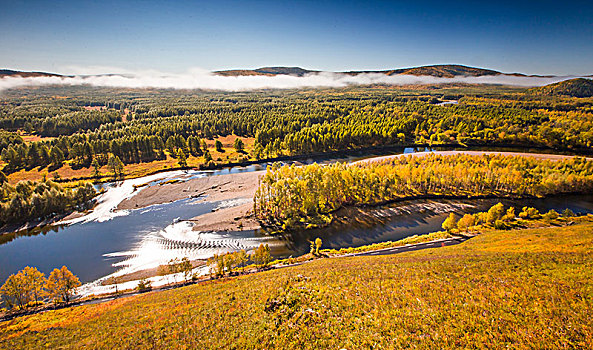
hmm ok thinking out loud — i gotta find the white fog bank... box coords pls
[0,68,580,92]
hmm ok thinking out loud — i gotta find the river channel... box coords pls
[1,148,592,292]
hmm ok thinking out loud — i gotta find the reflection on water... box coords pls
[106,219,279,276]
[285,200,475,255]
[279,194,593,256]
[0,198,213,284]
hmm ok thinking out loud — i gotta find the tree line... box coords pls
[442,202,573,233]
[207,244,272,277]
[0,132,209,171]
[254,154,593,231]
[1,86,592,175]
[0,179,96,226]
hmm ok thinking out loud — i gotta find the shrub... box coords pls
[215,140,223,152]
[137,279,152,292]
[542,209,560,222]
[234,138,244,151]
[502,207,516,222]
[487,203,505,224]
[457,214,476,232]
[519,207,541,219]
[494,220,508,230]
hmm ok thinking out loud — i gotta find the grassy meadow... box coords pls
[1,219,592,349]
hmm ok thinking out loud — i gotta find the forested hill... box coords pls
[215,64,536,78]
[343,64,503,77]
[216,67,318,77]
[529,78,593,98]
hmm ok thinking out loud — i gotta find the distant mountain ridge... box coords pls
[0,65,575,79]
[214,64,554,78]
[215,67,318,77]
[342,65,501,77]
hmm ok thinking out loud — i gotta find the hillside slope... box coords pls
[2,221,593,349]
[529,78,593,97]
[215,67,318,77]
[344,64,503,77]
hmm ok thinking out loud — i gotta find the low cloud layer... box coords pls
[0,67,578,92]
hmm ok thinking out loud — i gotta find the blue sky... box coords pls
[1,0,592,75]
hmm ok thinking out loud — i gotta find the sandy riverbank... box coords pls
[356,150,593,164]
[188,202,261,232]
[117,170,265,232]
[118,170,264,210]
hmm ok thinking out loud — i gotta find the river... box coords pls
[1,148,592,293]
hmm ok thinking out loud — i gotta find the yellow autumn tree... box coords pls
[46,266,81,303]
[1,273,28,309]
[442,213,458,232]
[22,266,46,304]
[0,266,47,310]
[457,214,476,232]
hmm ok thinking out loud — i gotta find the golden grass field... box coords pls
[2,218,592,349]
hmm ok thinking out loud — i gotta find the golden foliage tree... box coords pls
[1,273,28,309]
[46,266,81,303]
[442,213,458,232]
[457,214,476,232]
[0,266,47,309]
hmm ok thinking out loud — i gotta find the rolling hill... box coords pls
[215,64,539,78]
[529,78,593,97]
[342,64,502,77]
[215,67,318,77]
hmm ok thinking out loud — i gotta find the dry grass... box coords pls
[5,136,256,184]
[20,135,56,143]
[2,219,592,349]
[203,135,254,163]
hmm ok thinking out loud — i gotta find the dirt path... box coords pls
[344,237,468,257]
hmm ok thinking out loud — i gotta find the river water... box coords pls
[0,155,362,285]
[1,149,593,292]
